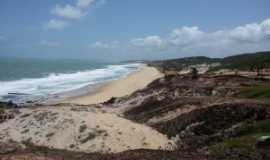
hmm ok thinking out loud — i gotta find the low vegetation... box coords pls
[215,51,270,71]
[239,84,270,98]
[211,120,270,149]
[149,56,219,72]
[209,120,270,160]
[149,51,270,73]
[237,120,270,137]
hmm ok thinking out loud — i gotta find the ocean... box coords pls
[0,58,141,104]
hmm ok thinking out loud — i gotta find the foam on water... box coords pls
[0,63,142,104]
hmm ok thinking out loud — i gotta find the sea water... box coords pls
[0,58,141,104]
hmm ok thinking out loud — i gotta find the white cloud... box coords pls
[45,19,69,30]
[51,4,86,19]
[51,0,104,20]
[90,18,270,58]
[169,20,270,56]
[40,40,61,47]
[169,26,204,46]
[229,23,263,42]
[261,19,270,35]
[130,36,163,47]
[92,41,119,49]
[127,18,270,56]
[77,0,96,8]
[45,0,105,30]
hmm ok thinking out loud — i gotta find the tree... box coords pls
[191,67,198,79]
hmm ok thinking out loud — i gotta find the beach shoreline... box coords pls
[62,65,163,105]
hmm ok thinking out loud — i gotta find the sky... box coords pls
[0,0,270,61]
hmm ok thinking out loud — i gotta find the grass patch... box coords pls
[210,120,270,151]
[210,135,260,153]
[237,120,270,136]
[221,136,257,149]
[239,85,270,98]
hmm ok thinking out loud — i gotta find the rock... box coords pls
[0,142,24,154]
[256,136,270,149]
[104,97,117,105]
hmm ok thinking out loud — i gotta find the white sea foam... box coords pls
[0,63,142,103]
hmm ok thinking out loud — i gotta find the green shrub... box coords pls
[210,120,270,151]
[237,120,270,136]
[239,85,270,98]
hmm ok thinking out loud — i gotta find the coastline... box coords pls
[63,65,163,105]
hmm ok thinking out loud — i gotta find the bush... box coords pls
[239,85,270,98]
[191,68,198,79]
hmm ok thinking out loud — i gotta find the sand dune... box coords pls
[0,105,174,153]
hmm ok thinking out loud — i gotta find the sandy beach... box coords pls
[64,65,163,105]
[0,65,175,154]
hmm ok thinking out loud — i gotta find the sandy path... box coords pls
[64,65,163,105]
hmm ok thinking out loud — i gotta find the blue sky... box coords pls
[0,0,270,61]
